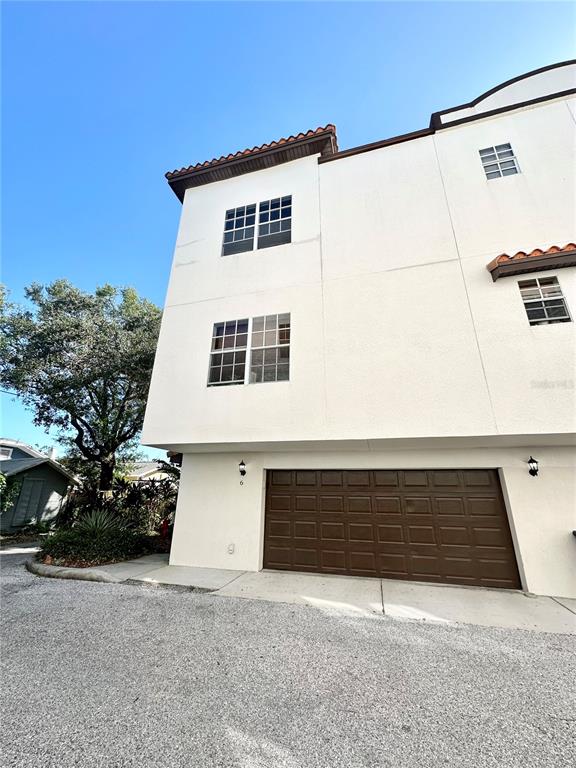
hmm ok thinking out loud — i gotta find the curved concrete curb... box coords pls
[25,558,122,584]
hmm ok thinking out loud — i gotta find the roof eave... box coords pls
[487,251,576,281]
[166,130,338,202]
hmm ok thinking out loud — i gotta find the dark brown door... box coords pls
[264,469,520,589]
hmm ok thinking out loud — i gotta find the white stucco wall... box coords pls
[143,91,576,447]
[170,446,576,598]
[144,63,576,597]
[439,62,576,123]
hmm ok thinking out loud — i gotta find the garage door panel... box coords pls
[436,497,465,515]
[268,519,291,538]
[266,546,292,566]
[403,471,428,487]
[295,471,316,487]
[293,521,317,540]
[407,525,437,545]
[411,555,442,576]
[320,471,343,487]
[439,526,470,546]
[321,522,345,540]
[375,497,401,514]
[348,496,372,513]
[472,527,510,547]
[345,471,371,487]
[404,497,432,515]
[377,524,405,543]
[321,550,346,570]
[349,523,374,542]
[270,471,292,487]
[374,471,400,487]
[268,494,291,512]
[349,551,377,573]
[379,553,408,576]
[264,469,520,589]
[468,497,502,516]
[431,470,461,487]
[463,470,493,487]
[320,496,344,513]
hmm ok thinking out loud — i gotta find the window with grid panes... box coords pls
[222,204,257,256]
[479,144,520,179]
[518,277,571,326]
[257,196,291,249]
[249,313,290,383]
[207,319,249,385]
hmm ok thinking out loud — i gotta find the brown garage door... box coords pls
[264,469,520,589]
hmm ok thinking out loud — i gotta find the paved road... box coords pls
[2,550,575,768]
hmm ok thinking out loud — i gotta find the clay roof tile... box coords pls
[165,124,338,180]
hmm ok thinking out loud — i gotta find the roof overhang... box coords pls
[166,126,338,202]
[487,248,576,281]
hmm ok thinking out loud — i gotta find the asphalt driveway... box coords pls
[1,550,575,768]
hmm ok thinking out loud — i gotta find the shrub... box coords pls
[76,508,120,534]
[40,528,152,567]
[56,468,179,535]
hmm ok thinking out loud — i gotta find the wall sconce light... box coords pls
[239,460,246,477]
[528,456,539,477]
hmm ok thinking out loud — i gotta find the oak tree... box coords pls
[0,281,162,490]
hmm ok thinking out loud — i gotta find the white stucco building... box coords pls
[143,60,576,598]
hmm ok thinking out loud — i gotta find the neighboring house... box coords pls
[143,60,576,599]
[124,461,170,483]
[0,440,74,532]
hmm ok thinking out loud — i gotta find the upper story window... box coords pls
[250,313,290,383]
[222,197,291,256]
[208,318,249,385]
[258,196,292,250]
[518,277,571,326]
[222,204,256,256]
[479,143,519,179]
[0,447,13,459]
[207,313,290,386]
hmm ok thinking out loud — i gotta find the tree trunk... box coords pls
[99,457,115,492]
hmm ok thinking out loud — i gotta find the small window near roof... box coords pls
[0,447,13,459]
[258,196,291,250]
[479,144,520,179]
[518,277,571,326]
[222,204,256,256]
[207,318,249,385]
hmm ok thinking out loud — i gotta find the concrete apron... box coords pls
[24,552,576,634]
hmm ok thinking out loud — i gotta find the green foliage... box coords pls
[57,471,179,535]
[0,280,162,490]
[76,508,121,534]
[0,473,23,515]
[41,528,152,566]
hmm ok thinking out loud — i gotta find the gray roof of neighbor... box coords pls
[0,457,75,481]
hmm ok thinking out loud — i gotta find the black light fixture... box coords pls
[528,456,539,477]
[239,460,246,477]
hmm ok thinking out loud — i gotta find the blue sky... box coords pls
[2,1,574,457]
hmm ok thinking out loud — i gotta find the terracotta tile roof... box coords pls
[487,243,576,271]
[166,125,338,180]
[487,243,576,281]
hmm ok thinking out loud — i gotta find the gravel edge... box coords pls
[25,558,122,584]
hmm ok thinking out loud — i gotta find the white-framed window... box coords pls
[518,276,571,326]
[222,205,256,256]
[249,313,290,383]
[207,318,249,386]
[221,196,291,256]
[479,143,520,179]
[0,447,13,459]
[207,313,291,386]
[257,196,292,250]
